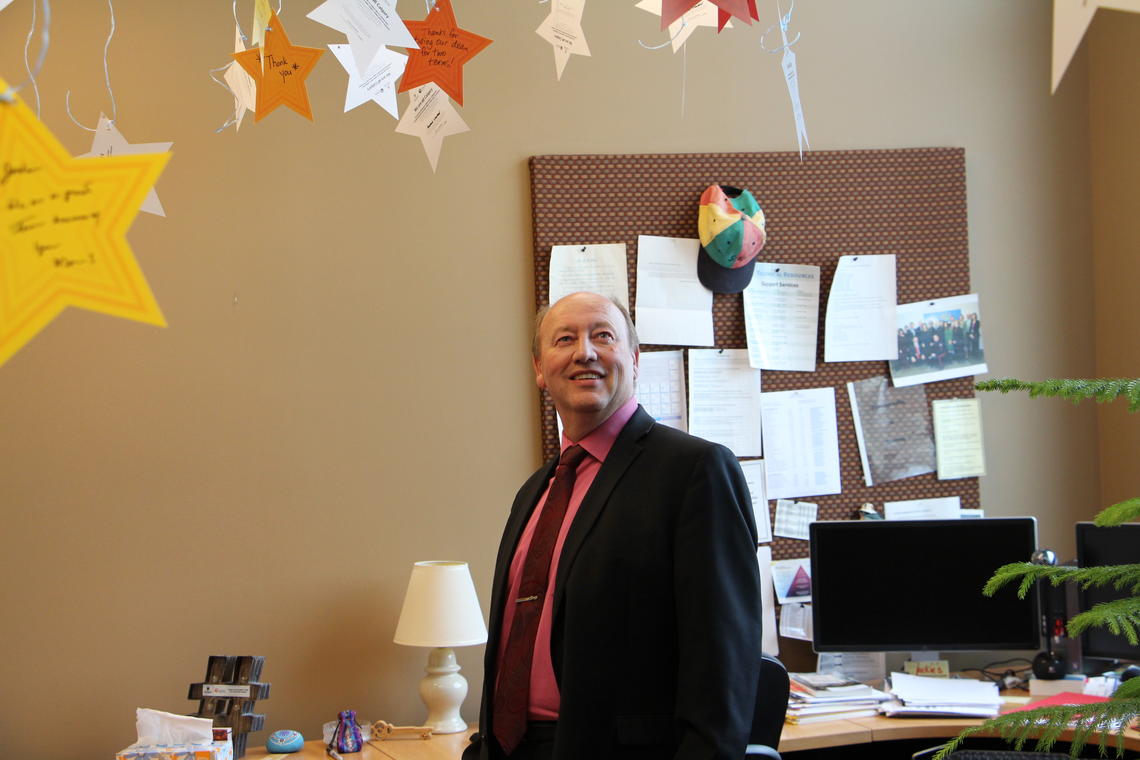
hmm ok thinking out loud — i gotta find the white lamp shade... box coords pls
[394,561,488,647]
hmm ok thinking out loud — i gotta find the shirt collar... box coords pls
[560,397,639,464]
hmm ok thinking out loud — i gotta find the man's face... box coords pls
[533,293,639,439]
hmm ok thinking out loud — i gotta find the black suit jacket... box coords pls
[466,407,763,760]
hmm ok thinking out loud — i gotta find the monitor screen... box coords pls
[810,518,1040,652]
[1075,521,1140,665]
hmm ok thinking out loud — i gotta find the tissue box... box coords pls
[116,740,233,760]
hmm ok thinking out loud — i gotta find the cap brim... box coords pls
[698,248,756,294]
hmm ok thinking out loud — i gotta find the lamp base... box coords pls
[418,647,469,734]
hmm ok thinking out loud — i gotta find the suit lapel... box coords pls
[551,407,654,614]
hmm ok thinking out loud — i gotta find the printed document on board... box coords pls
[824,254,897,362]
[548,243,629,308]
[635,236,714,346]
[687,348,763,457]
[760,387,841,500]
[742,262,820,371]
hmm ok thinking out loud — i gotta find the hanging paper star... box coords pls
[0,79,169,367]
[661,0,756,31]
[536,0,591,80]
[223,24,258,131]
[251,0,272,48]
[78,115,173,217]
[329,43,407,118]
[635,0,731,52]
[233,11,325,121]
[394,83,469,172]
[308,0,417,76]
[398,0,492,106]
[1052,0,1140,93]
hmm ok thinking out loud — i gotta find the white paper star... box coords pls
[394,83,469,172]
[536,0,591,80]
[78,115,173,217]
[308,0,417,75]
[1052,0,1140,92]
[329,43,407,118]
[223,25,257,130]
[635,0,731,52]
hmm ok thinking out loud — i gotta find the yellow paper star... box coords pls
[0,79,170,367]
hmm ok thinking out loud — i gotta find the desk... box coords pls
[782,715,1140,754]
[244,719,1140,759]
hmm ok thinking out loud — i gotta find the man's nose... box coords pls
[573,336,598,362]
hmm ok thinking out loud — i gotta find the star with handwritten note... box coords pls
[536,0,591,80]
[394,83,469,172]
[308,0,417,76]
[329,43,407,118]
[635,0,732,52]
[233,11,324,121]
[0,78,169,367]
[79,115,173,217]
[661,0,756,31]
[224,24,258,130]
[398,0,492,106]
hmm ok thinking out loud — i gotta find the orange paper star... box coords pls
[0,78,170,367]
[233,11,324,121]
[397,0,492,106]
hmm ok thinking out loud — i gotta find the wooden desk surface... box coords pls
[244,729,475,760]
[243,717,1139,758]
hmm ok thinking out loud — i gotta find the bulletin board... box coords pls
[528,148,978,562]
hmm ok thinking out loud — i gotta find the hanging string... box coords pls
[64,0,118,131]
[759,0,799,54]
[425,0,438,12]
[207,62,242,133]
[680,40,687,117]
[637,17,688,50]
[1,0,51,112]
[231,0,248,43]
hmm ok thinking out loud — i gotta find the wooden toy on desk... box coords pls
[369,719,434,740]
[187,654,271,759]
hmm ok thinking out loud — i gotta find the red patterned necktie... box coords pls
[493,444,588,755]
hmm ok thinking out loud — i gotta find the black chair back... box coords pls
[747,653,789,756]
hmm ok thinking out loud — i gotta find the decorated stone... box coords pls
[266,729,304,753]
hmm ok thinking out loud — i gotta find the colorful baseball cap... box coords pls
[697,184,767,293]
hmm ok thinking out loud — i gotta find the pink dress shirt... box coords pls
[496,397,640,721]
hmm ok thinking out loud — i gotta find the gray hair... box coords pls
[532,296,639,358]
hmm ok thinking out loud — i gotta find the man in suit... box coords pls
[464,292,763,760]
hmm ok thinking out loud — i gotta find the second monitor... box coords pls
[810,517,1040,653]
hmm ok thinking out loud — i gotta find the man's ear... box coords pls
[632,348,640,380]
[533,355,547,390]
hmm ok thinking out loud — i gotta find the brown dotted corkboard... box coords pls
[528,149,978,562]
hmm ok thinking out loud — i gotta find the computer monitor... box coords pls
[1075,521,1140,669]
[809,518,1041,652]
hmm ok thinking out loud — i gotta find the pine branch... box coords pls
[1097,497,1140,526]
[1067,595,1140,645]
[975,378,1140,412]
[933,699,1140,760]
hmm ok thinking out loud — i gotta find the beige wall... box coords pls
[1089,11,1140,510]
[0,2,1111,757]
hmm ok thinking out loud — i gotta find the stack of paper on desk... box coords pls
[787,673,891,724]
[882,672,1002,718]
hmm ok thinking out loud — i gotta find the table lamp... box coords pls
[393,561,488,734]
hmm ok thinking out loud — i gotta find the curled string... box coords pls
[65,0,117,131]
[759,0,799,54]
[1,0,51,111]
[231,0,248,43]
[425,0,438,11]
[207,62,242,133]
[638,18,688,50]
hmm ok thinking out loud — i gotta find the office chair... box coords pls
[746,653,789,760]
